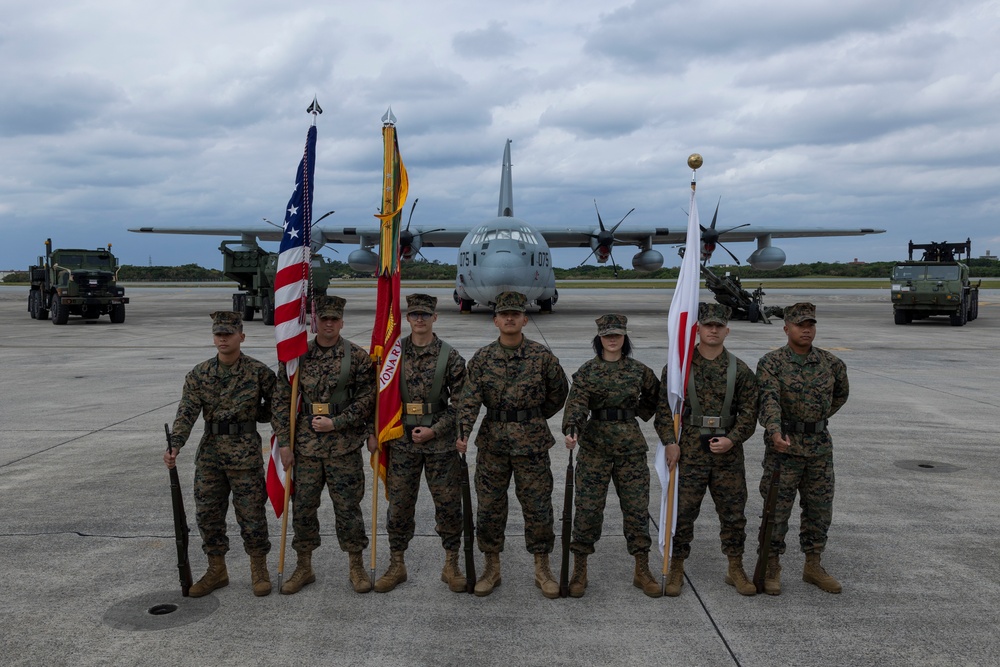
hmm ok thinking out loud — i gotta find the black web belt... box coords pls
[590,408,636,421]
[485,407,542,423]
[206,420,256,435]
[782,419,828,434]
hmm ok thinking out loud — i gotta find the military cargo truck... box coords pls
[891,239,980,326]
[28,239,129,325]
[220,240,334,325]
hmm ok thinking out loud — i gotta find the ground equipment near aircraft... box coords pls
[701,265,783,324]
[27,238,129,324]
[890,239,980,326]
[220,240,334,325]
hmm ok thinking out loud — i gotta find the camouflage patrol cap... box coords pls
[406,293,437,315]
[211,311,242,334]
[784,302,817,324]
[315,295,346,319]
[494,291,527,313]
[698,302,731,326]
[596,313,627,336]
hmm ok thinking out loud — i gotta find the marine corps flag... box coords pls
[369,108,408,493]
[655,157,702,584]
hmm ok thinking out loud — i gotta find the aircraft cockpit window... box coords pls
[926,266,960,281]
[520,227,537,244]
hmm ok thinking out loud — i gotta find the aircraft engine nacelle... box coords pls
[589,236,611,263]
[747,246,786,270]
[631,249,664,272]
[348,248,379,274]
[399,234,421,262]
[309,238,326,254]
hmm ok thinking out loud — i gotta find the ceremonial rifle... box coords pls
[559,426,576,598]
[165,424,193,597]
[458,427,477,594]
[753,441,784,593]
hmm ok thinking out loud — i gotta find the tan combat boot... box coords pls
[803,553,842,593]
[663,557,685,597]
[724,555,756,596]
[633,552,663,598]
[568,553,588,598]
[250,554,271,597]
[374,550,407,593]
[474,552,501,597]
[534,553,560,599]
[441,550,465,593]
[764,555,781,596]
[349,552,372,593]
[189,554,228,597]
[280,551,315,595]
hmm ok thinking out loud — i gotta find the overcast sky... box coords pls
[2,0,998,271]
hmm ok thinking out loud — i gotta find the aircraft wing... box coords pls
[533,226,884,248]
[129,225,470,246]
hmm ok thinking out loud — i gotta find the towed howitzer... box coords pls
[165,424,193,597]
[753,443,784,593]
[458,427,476,594]
[559,426,577,598]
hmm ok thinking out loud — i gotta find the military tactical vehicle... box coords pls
[702,265,783,324]
[220,240,334,325]
[891,239,980,326]
[28,239,129,325]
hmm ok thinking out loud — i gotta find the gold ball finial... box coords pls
[687,153,703,170]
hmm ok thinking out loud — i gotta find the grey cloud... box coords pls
[452,21,521,59]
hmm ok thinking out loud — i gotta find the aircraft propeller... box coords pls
[579,201,635,278]
[398,198,444,261]
[699,199,748,265]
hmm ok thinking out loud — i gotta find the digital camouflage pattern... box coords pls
[698,302,731,326]
[170,353,276,557]
[757,344,849,554]
[783,301,817,324]
[315,295,346,319]
[654,347,759,559]
[273,336,375,554]
[384,334,466,552]
[386,448,462,552]
[562,354,660,555]
[457,335,568,554]
[272,337,376,457]
[210,310,242,334]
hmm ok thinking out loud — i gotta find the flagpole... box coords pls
[277,371,299,591]
[370,378,381,587]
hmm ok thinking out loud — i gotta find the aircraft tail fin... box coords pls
[498,139,513,218]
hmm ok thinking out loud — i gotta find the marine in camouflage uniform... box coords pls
[273,295,376,595]
[756,302,849,595]
[654,303,759,597]
[372,294,467,594]
[561,314,661,598]
[165,311,276,597]
[456,291,569,598]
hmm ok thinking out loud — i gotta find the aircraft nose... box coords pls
[479,249,527,270]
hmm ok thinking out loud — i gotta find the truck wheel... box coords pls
[262,296,275,326]
[971,297,979,321]
[893,309,910,325]
[52,295,69,325]
[28,291,37,319]
[110,303,126,324]
[242,299,255,321]
[950,298,967,327]
[37,295,50,320]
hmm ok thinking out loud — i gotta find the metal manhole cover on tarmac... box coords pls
[103,590,219,631]
[894,460,964,473]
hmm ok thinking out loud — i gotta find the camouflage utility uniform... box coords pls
[562,355,659,556]
[386,333,466,553]
[457,336,568,555]
[757,343,848,556]
[170,347,276,558]
[655,347,758,560]
[273,337,375,556]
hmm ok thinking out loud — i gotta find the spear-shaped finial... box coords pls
[382,106,396,126]
[687,153,703,192]
[307,96,322,125]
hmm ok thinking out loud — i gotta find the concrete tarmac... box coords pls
[1,284,998,667]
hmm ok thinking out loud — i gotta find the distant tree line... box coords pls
[6,257,1000,284]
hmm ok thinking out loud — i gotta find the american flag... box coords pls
[267,124,316,517]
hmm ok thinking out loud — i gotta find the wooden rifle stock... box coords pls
[753,452,783,594]
[559,427,576,598]
[165,424,193,597]
[458,428,476,594]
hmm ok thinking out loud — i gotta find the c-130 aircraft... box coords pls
[131,140,884,313]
